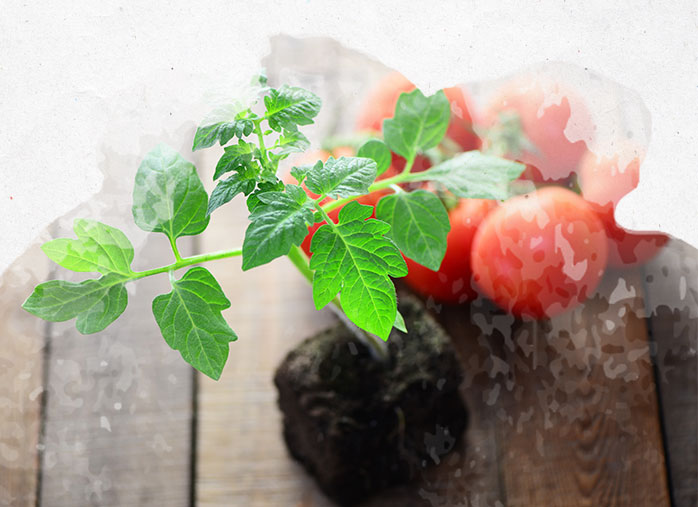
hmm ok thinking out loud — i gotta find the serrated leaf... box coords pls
[207,174,257,216]
[415,151,525,200]
[273,129,310,156]
[41,219,134,275]
[192,118,255,151]
[22,273,128,334]
[309,201,407,340]
[213,140,258,180]
[132,144,210,241]
[383,89,450,160]
[242,184,315,270]
[357,139,391,176]
[375,190,450,271]
[290,159,322,185]
[394,310,407,333]
[264,85,321,132]
[246,179,285,212]
[305,157,377,199]
[152,267,236,380]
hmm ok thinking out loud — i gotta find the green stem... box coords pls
[286,245,314,285]
[168,235,183,262]
[254,120,269,171]
[132,248,243,280]
[402,153,416,175]
[321,170,424,214]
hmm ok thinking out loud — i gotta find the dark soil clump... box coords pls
[274,293,468,505]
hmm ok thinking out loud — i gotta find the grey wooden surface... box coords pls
[0,246,49,507]
[33,142,202,506]
[644,239,698,507]
[38,235,196,507]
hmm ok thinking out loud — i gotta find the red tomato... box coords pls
[288,148,396,257]
[481,75,593,183]
[355,72,481,174]
[404,199,498,305]
[578,145,668,266]
[471,187,608,319]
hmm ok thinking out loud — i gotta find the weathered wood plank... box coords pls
[38,230,196,506]
[0,246,50,507]
[492,270,669,506]
[644,239,698,507]
[36,143,202,507]
[195,193,336,506]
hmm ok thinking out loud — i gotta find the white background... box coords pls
[1,0,697,275]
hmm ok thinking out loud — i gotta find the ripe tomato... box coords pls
[288,148,396,257]
[355,71,481,174]
[481,75,593,183]
[578,145,668,267]
[404,199,497,305]
[471,187,608,319]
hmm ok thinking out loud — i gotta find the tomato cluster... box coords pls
[295,71,667,320]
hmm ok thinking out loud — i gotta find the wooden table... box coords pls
[1,36,696,507]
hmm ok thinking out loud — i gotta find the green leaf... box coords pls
[213,140,258,180]
[375,190,450,271]
[394,310,407,333]
[132,144,210,241]
[273,129,310,156]
[290,160,322,185]
[152,267,236,380]
[246,179,285,212]
[309,201,407,340]
[305,157,377,199]
[207,174,257,216]
[383,89,450,160]
[416,151,525,200]
[242,184,315,270]
[357,139,392,176]
[41,219,134,275]
[255,70,268,87]
[22,273,128,334]
[264,85,321,132]
[192,117,255,151]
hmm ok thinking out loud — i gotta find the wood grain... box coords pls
[38,232,196,507]
[644,239,698,507]
[484,269,669,506]
[0,246,50,507]
[195,193,337,506]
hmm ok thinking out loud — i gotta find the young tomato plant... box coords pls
[22,74,524,380]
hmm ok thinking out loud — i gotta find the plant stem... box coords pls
[132,248,243,280]
[286,244,314,285]
[321,170,423,214]
[402,153,416,175]
[168,235,183,262]
[254,119,269,171]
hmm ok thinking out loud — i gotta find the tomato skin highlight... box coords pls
[404,199,497,305]
[471,187,608,319]
[577,146,668,267]
[482,75,592,183]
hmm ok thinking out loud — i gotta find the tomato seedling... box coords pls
[22,74,524,380]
